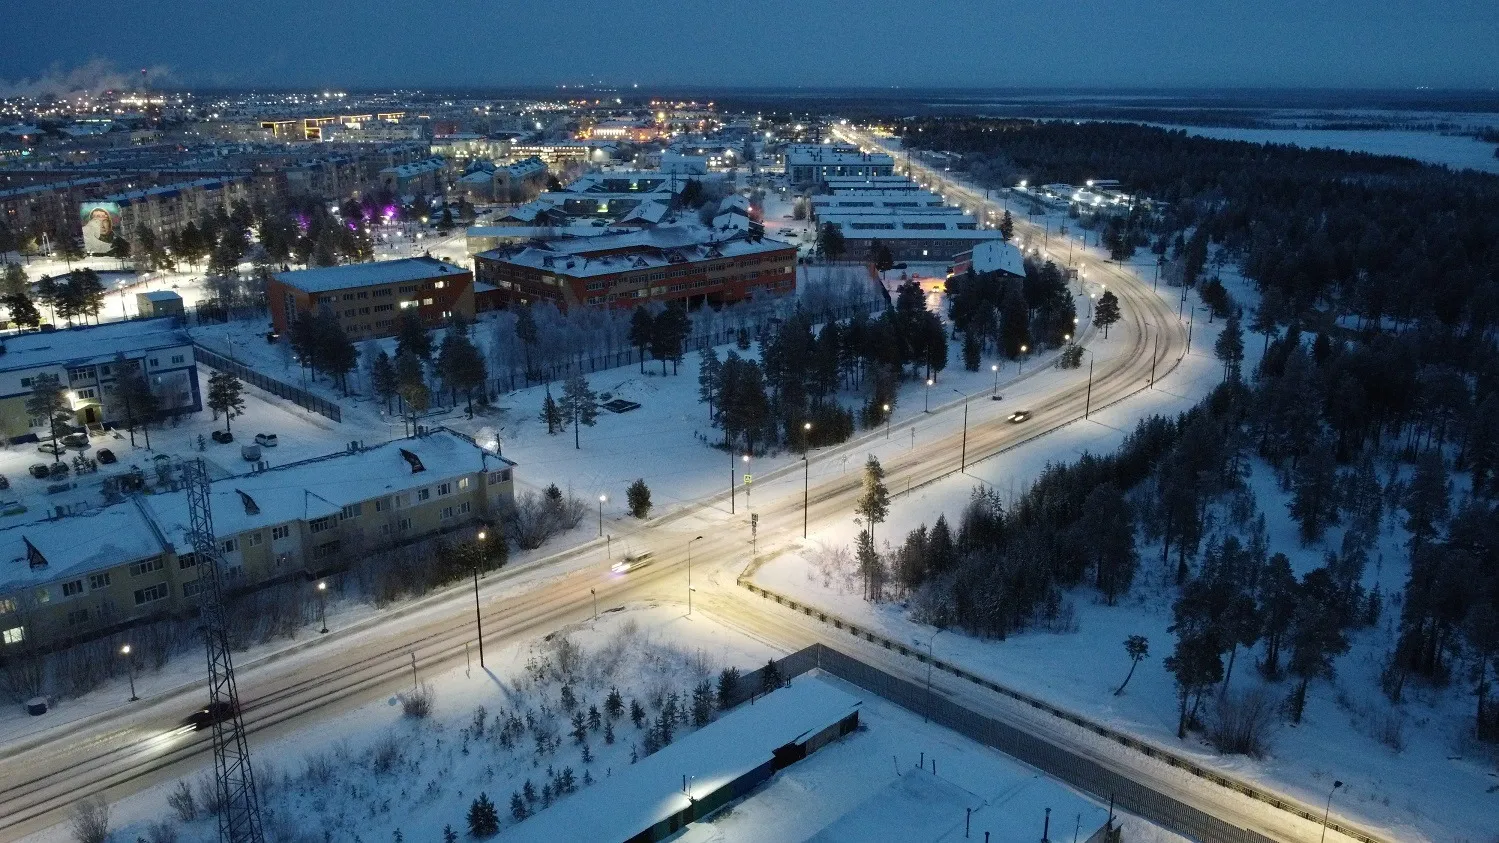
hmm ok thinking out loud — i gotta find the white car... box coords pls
[254,433,278,447]
[610,552,654,574]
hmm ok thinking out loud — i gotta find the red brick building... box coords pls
[268,257,475,339]
[472,226,797,311]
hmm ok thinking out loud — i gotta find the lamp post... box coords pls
[473,528,487,669]
[802,453,811,539]
[121,644,138,702]
[687,535,704,616]
[729,446,736,514]
[1018,344,1028,374]
[1081,347,1096,419]
[882,403,891,438]
[597,494,606,537]
[590,587,598,621]
[316,581,328,634]
[924,378,933,412]
[742,454,752,507]
[952,389,968,473]
[990,363,1000,397]
[917,629,944,722]
[1320,780,1343,843]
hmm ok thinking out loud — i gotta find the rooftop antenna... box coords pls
[185,459,265,842]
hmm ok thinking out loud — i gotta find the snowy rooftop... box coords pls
[0,501,165,590]
[969,240,1027,277]
[505,675,861,843]
[380,157,446,177]
[808,769,981,842]
[139,291,183,302]
[485,226,793,278]
[821,213,979,230]
[618,199,670,225]
[103,177,244,204]
[787,148,895,167]
[273,256,468,294]
[467,225,620,241]
[0,318,190,374]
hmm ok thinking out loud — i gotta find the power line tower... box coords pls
[184,458,265,843]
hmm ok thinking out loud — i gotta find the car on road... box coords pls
[1007,410,1032,424]
[610,551,654,574]
[182,701,237,731]
[37,442,65,456]
[254,433,278,447]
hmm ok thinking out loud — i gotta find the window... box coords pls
[459,501,471,515]
[398,300,417,310]
[20,377,33,388]
[62,580,84,597]
[359,307,371,315]
[178,553,198,569]
[182,579,205,598]
[149,358,159,367]
[74,388,96,400]
[374,497,388,512]
[487,469,512,484]
[246,532,263,547]
[133,583,169,605]
[433,280,446,289]
[340,503,362,520]
[130,558,164,576]
[417,488,430,502]
[171,354,185,365]
[0,597,13,614]
[437,482,452,496]
[394,493,410,508]
[272,525,290,541]
[373,303,394,313]
[342,293,355,301]
[398,285,417,293]
[441,505,455,520]
[357,291,368,300]
[67,609,89,626]
[309,517,334,534]
[398,517,411,532]
[344,308,356,317]
[68,367,93,382]
[421,298,434,306]
[3,627,23,645]
[458,477,470,491]
[312,541,342,560]
[221,538,238,554]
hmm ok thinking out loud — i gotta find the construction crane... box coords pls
[184,458,265,842]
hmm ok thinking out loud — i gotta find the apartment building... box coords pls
[0,318,200,442]
[268,256,475,338]
[378,157,447,195]
[472,225,796,311]
[784,144,894,186]
[0,431,516,650]
[106,176,256,241]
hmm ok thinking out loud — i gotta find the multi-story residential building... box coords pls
[472,226,796,311]
[454,157,549,203]
[810,191,956,217]
[820,212,1004,263]
[0,318,200,441]
[820,175,924,192]
[508,141,616,167]
[784,144,894,186]
[0,431,516,650]
[378,157,447,195]
[105,176,256,240]
[267,256,475,338]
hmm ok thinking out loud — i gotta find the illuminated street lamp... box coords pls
[597,495,606,537]
[1018,344,1029,373]
[742,454,752,506]
[473,528,488,668]
[990,364,1000,397]
[1320,781,1343,843]
[316,581,328,634]
[882,403,891,438]
[924,378,934,412]
[121,644,138,701]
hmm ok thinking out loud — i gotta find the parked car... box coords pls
[96,448,117,465]
[211,430,234,444]
[28,464,50,479]
[37,442,65,456]
[1007,410,1032,424]
[48,462,69,478]
[241,444,261,462]
[182,701,237,731]
[254,433,278,447]
[61,432,89,449]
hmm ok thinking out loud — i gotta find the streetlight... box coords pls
[590,587,598,621]
[473,528,488,669]
[597,495,606,537]
[1320,781,1343,843]
[924,378,934,412]
[316,581,328,634]
[952,389,969,472]
[1018,344,1028,373]
[802,451,812,539]
[1079,346,1096,420]
[990,363,1000,398]
[687,535,704,616]
[742,454,752,507]
[882,403,891,438]
[121,644,138,701]
[916,629,944,722]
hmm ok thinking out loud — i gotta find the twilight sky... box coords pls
[3,0,1497,93]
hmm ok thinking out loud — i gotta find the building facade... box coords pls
[0,431,516,650]
[785,144,894,186]
[473,226,796,311]
[268,256,475,338]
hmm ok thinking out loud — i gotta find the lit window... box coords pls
[2,627,24,645]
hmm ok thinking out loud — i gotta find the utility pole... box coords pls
[1084,354,1094,420]
[184,459,265,843]
[687,535,703,616]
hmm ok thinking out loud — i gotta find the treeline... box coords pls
[0,265,108,328]
[946,257,1080,364]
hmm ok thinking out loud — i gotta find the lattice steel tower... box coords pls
[185,458,265,843]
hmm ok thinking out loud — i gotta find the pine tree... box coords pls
[691,680,713,727]
[1286,568,1350,723]
[817,222,845,262]
[854,456,890,546]
[206,371,245,434]
[510,792,527,822]
[716,667,740,710]
[438,332,487,415]
[444,824,458,843]
[3,292,40,329]
[697,346,722,419]
[1093,290,1122,339]
[371,351,397,413]
[105,354,158,449]
[467,793,499,837]
[873,242,894,279]
[538,386,564,435]
[626,478,651,518]
[1289,442,1340,543]
[961,330,981,372]
[1213,312,1245,382]
[395,350,429,419]
[605,686,624,718]
[395,310,433,360]
[999,210,1014,241]
[1114,635,1149,695]
[629,699,646,728]
[761,658,783,693]
[26,373,71,462]
[628,306,653,373]
[1403,450,1450,549]
[558,372,598,449]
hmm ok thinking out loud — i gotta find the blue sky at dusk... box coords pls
[3,0,1497,91]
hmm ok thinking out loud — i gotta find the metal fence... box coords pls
[194,344,343,423]
[739,581,1387,843]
